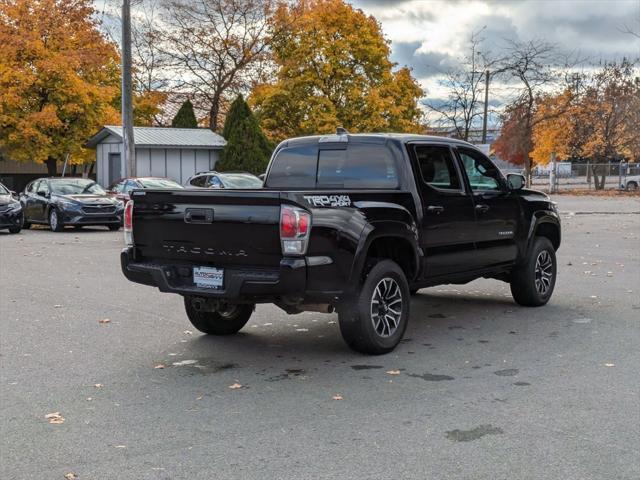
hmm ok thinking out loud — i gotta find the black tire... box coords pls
[510,236,557,306]
[107,224,120,231]
[49,208,64,232]
[184,297,254,335]
[626,181,638,191]
[22,217,31,229]
[8,225,21,234]
[338,259,410,355]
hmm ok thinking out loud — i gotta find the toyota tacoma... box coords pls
[121,132,560,354]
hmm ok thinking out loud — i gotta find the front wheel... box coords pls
[184,298,254,335]
[338,259,410,355]
[510,237,557,306]
[626,181,638,191]
[8,225,21,234]
[49,209,64,232]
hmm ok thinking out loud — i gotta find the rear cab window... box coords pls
[265,141,399,189]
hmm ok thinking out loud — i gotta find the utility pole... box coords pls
[121,0,136,178]
[481,69,490,144]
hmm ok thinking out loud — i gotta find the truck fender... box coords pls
[519,210,561,263]
[347,221,421,291]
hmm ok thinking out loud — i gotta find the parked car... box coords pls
[0,182,23,234]
[21,177,124,232]
[121,131,560,354]
[185,171,263,189]
[621,174,639,191]
[106,177,184,203]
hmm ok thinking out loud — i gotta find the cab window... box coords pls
[413,145,462,191]
[265,146,317,188]
[190,175,207,187]
[318,145,398,189]
[458,148,503,191]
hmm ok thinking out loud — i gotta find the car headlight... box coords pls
[57,199,81,210]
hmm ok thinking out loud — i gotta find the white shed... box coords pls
[86,126,226,187]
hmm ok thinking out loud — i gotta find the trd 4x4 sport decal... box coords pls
[303,195,351,207]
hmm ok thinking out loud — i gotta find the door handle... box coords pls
[184,208,214,224]
[475,204,490,213]
[426,205,445,215]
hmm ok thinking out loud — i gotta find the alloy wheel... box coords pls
[534,250,553,295]
[50,210,58,230]
[370,277,403,337]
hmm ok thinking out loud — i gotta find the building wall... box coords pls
[95,141,220,186]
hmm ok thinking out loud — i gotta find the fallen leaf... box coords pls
[45,412,65,424]
[386,370,401,375]
[183,330,193,335]
[93,383,103,388]
[64,474,77,480]
[295,328,309,332]
[98,318,110,324]
[114,445,126,449]
[604,363,615,367]
[54,304,62,308]
[332,394,343,400]
[228,383,243,389]
[154,364,165,369]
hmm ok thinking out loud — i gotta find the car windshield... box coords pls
[220,174,263,189]
[0,184,8,194]
[50,179,106,195]
[138,178,184,189]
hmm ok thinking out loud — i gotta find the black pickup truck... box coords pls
[121,132,560,354]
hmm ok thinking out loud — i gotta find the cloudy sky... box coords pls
[350,0,640,124]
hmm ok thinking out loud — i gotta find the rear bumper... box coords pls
[120,247,306,301]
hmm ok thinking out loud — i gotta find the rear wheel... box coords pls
[510,237,557,306]
[22,217,31,229]
[626,181,638,191]
[338,259,409,355]
[49,209,64,232]
[8,225,21,234]
[184,298,254,335]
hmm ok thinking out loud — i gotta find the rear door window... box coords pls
[265,146,318,188]
[414,145,462,191]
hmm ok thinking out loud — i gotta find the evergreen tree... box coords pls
[217,95,271,175]
[171,99,198,128]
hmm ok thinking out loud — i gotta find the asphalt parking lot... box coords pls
[1,195,639,480]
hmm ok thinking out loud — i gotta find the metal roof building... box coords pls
[86,126,226,187]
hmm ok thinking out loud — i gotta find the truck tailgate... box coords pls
[131,189,284,267]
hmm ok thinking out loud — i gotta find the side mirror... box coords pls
[37,190,48,197]
[10,190,17,196]
[258,174,266,181]
[507,173,525,190]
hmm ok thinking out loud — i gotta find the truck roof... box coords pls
[281,132,477,149]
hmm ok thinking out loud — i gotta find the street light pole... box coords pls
[121,0,136,178]
[481,69,490,144]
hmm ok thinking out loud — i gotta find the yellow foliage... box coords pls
[0,0,120,167]
[250,0,423,142]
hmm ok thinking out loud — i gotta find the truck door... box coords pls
[455,147,520,267]
[410,143,477,278]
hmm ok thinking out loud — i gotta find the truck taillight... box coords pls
[280,205,311,255]
[124,200,134,246]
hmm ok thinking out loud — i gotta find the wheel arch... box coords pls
[349,223,421,288]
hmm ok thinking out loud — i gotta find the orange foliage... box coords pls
[0,0,120,166]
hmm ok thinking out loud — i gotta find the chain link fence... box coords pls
[500,163,640,192]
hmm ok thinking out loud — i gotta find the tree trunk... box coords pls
[45,157,57,176]
[209,100,220,132]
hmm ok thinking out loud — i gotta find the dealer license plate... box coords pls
[193,267,224,289]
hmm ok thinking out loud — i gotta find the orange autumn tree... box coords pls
[251,0,423,142]
[0,0,120,175]
[531,90,579,164]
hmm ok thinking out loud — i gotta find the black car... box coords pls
[21,177,124,232]
[0,182,23,234]
[185,171,263,189]
[121,131,560,354]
